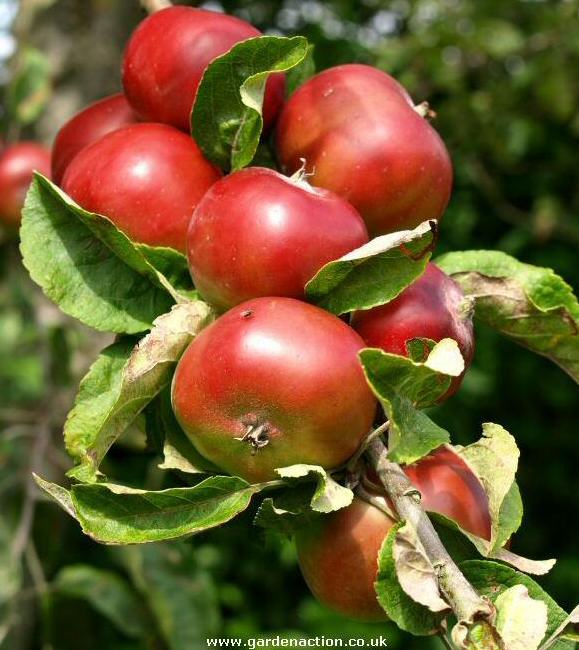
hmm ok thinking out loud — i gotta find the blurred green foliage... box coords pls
[1,0,578,648]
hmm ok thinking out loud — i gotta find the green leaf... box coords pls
[137,244,195,299]
[286,43,316,95]
[431,511,555,577]
[305,220,436,315]
[33,474,77,520]
[65,301,214,482]
[548,639,578,650]
[40,476,260,544]
[255,465,353,533]
[375,521,443,635]
[64,339,134,481]
[540,605,579,650]
[455,423,521,552]
[275,465,353,514]
[437,426,553,576]
[20,175,186,334]
[148,388,220,475]
[436,250,579,383]
[118,542,220,649]
[461,561,571,644]
[54,565,147,639]
[254,486,322,535]
[361,339,465,409]
[429,513,481,564]
[452,620,503,650]
[406,337,437,363]
[192,35,309,171]
[6,47,51,125]
[360,341,465,463]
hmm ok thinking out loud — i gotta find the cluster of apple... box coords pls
[5,5,490,622]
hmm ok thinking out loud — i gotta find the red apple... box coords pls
[187,166,369,311]
[61,123,221,252]
[352,263,474,399]
[122,6,285,133]
[171,297,377,482]
[0,142,51,227]
[295,497,393,621]
[276,64,452,236]
[404,445,491,540]
[296,447,491,621]
[51,93,138,185]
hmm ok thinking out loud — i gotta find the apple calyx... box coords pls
[236,415,271,454]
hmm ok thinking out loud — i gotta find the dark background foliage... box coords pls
[1,1,578,648]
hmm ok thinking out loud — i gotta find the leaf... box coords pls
[54,565,147,639]
[255,464,354,533]
[548,639,579,650]
[69,476,259,544]
[375,521,443,635]
[148,388,220,475]
[494,584,548,650]
[65,301,213,483]
[461,561,571,643]
[492,547,556,577]
[36,475,260,544]
[137,244,195,299]
[392,522,450,613]
[431,511,555,577]
[192,35,309,171]
[118,542,220,650]
[286,43,316,95]
[360,342,463,463]
[452,620,503,650]
[455,423,521,552]
[436,250,579,383]
[64,339,134,481]
[424,432,554,576]
[305,220,437,315]
[275,464,353,513]
[20,175,182,333]
[33,474,77,520]
[6,47,51,125]
[253,485,322,534]
[430,513,481,564]
[406,337,437,363]
[540,605,579,650]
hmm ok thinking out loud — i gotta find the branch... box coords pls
[366,437,494,626]
[140,0,172,13]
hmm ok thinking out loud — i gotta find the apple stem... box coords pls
[346,420,390,472]
[355,484,397,520]
[366,437,494,629]
[140,0,172,13]
[413,101,437,120]
[288,157,316,187]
